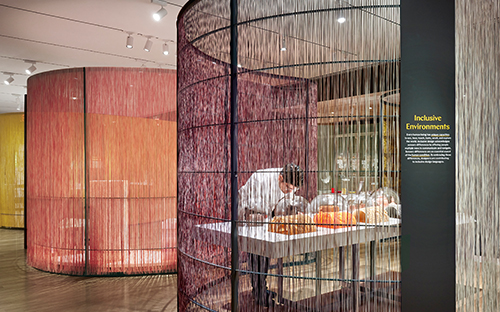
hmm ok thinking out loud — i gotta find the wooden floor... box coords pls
[187,242,402,311]
[1,227,402,312]
[0,228,178,312]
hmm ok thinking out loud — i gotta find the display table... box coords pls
[195,217,401,310]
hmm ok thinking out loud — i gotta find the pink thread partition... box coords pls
[26,67,177,275]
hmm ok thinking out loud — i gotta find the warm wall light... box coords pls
[144,38,153,52]
[153,7,167,21]
[281,37,287,51]
[126,35,134,49]
[337,16,346,23]
[162,42,169,55]
[26,64,37,75]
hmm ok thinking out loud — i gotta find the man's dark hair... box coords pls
[280,163,304,188]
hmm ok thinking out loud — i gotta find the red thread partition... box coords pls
[27,67,177,275]
[177,9,318,309]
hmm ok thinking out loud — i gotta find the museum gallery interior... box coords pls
[0,0,499,311]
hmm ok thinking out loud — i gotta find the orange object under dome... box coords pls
[313,211,357,229]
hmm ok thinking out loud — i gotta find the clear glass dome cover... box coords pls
[346,192,370,211]
[309,193,346,213]
[368,187,401,218]
[370,187,401,205]
[274,193,310,216]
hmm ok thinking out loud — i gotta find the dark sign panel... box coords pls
[401,1,455,311]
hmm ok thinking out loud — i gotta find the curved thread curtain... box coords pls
[178,1,401,311]
[26,67,177,275]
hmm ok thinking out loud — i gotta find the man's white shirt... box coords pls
[237,168,286,219]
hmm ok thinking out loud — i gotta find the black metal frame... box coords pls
[229,0,239,310]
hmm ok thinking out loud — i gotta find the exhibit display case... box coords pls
[26,67,177,275]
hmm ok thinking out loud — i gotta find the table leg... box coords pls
[339,247,345,286]
[370,241,376,291]
[277,258,283,304]
[352,244,360,312]
[315,250,322,307]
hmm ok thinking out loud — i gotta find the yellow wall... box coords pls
[0,113,25,228]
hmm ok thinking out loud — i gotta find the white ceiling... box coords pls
[0,0,401,114]
[0,0,189,114]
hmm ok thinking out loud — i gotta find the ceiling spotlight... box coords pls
[162,42,169,55]
[337,16,346,23]
[144,38,153,52]
[153,7,167,21]
[126,35,134,49]
[4,75,14,85]
[281,37,287,51]
[26,63,37,75]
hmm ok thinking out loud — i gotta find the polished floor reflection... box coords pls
[0,228,177,312]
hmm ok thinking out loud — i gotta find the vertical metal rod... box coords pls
[315,250,322,308]
[277,258,283,304]
[83,68,89,275]
[370,240,376,291]
[229,0,239,310]
[339,246,345,282]
[24,94,27,249]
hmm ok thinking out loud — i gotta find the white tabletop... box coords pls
[195,217,401,258]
